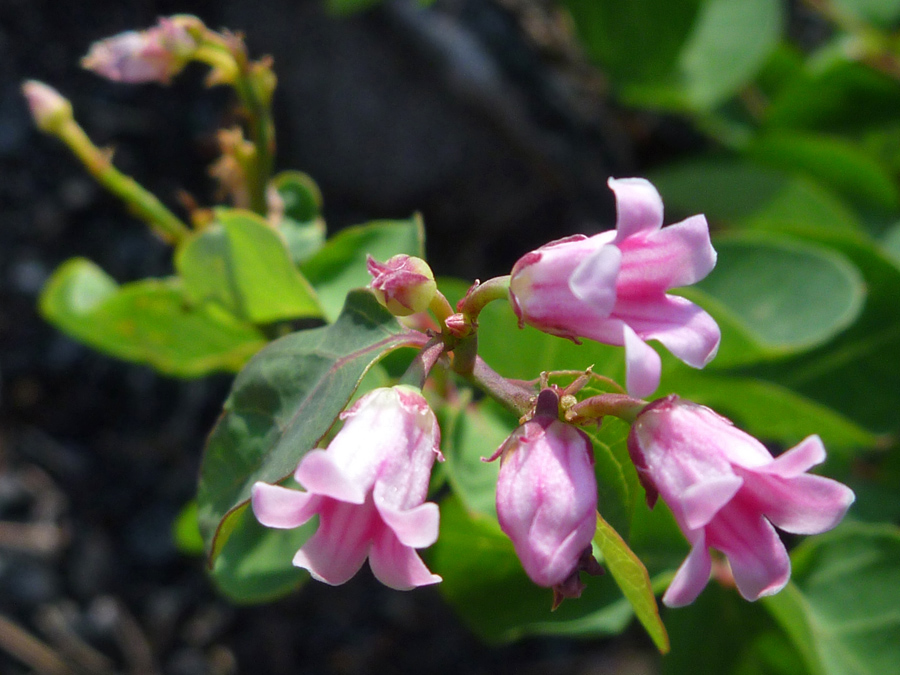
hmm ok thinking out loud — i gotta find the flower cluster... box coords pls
[251,177,853,610]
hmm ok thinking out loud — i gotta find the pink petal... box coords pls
[616,215,716,293]
[292,499,375,585]
[618,294,720,369]
[680,475,744,530]
[294,450,367,504]
[251,482,320,529]
[737,470,855,535]
[368,525,442,590]
[762,436,826,477]
[707,501,790,601]
[662,532,712,608]
[624,325,661,397]
[375,501,440,548]
[569,243,621,316]
[609,177,664,240]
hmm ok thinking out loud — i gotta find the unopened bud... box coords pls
[367,254,436,316]
[22,81,73,133]
[81,15,201,84]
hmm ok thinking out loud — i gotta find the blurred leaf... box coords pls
[302,217,425,321]
[278,218,326,266]
[433,495,662,642]
[651,159,862,233]
[172,501,204,556]
[210,504,313,604]
[763,522,900,675]
[831,0,900,27]
[563,0,702,86]
[40,259,265,377]
[675,0,783,110]
[273,171,322,223]
[594,512,669,653]
[747,131,900,212]
[880,220,900,264]
[197,291,426,561]
[696,233,866,351]
[177,209,323,324]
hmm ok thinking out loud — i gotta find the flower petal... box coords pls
[618,294,720,369]
[251,482,319,529]
[375,501,440,548]
[294,449,367,504]
[368,526,442,590]
[569,243,621,316]
[708,502,790,601]
[680,475,744,530]
[662,532,712,608]
[291,499,374,585]
[762,435,826,477]
[609,177,664,240]
[623,324,661,397]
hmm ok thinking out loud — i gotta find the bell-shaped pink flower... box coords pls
[509,177,720,397]
[628,395,855,608]
[251,386,443,590]
[366,254,437,317]
[81,16,200,84]
[490,390,601,606]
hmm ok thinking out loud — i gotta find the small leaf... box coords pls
[197,290,427,561]
[172,501,204,556]
[593,512,670,653]
[273,170,322,223]
[40,259,266,377]
[302,217,425,321]
[177,208,323,324]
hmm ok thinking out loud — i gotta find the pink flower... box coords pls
[490,389,601,606]
[81,16,200,84]
[251,386,443,590]
[366,254,437,317]
[509,177,720,397]
[628,395,855,607]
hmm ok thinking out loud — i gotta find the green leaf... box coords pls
[746,131,900,213]
[696,233,866,352]
[651,158,862,233]
[197,290,427,561]
[302,217,425,322]
[832,0,900,28]
[176,209,323,323]
[594,512,669,652]
[433,495,661,642]
[583,418,637,538]
[675,0,783,110]
[763,522,900,675]
[273,171,322,223]
[210,504,314,604]
[40,259,266,377]
[172,501,204,556]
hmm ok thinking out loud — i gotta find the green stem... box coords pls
[56,119,190,243]
[399,336,446,389]
[457,275,511,321]
[565,393,646,426]
[462,354,535,417]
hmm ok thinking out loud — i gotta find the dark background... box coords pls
[0,0,698,672]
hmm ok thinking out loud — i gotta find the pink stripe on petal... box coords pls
[375,501,440,548]
[624,325,661,397]
[608,177,664,240]
[251,482,319,529]
[292,500,374,585]
[368,526,442,590]
[295,450,367,504]
[662,533,712,608]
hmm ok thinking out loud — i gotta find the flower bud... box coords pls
[22,81,73,133]
[367,254,437,316]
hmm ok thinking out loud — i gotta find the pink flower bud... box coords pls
[367,254,437,316]
[491,390,601,605]
[81,16,200,84]
[628,395,855,607]
[252,386,443,590]
[509,178,721,398]
[22,81,72,133]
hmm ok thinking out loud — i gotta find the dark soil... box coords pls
[0,1,688,672]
